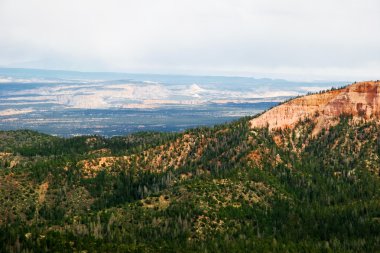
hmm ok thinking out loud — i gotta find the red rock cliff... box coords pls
[250,81,380,135]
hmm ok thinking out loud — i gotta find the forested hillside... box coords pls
[1,82,380,252]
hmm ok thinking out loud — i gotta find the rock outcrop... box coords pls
[250,81,380,135]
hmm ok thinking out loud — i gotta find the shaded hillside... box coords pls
[1,81,380,252]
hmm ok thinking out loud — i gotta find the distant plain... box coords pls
[0,68,346,136]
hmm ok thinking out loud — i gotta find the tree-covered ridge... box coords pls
[0,115,380,252]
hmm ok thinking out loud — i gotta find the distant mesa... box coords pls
[250,81,380,135]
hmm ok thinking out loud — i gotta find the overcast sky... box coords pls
[0,0,379,81]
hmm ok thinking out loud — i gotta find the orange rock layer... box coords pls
[250,81,380,135]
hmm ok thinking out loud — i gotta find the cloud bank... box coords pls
[0,0,379,80]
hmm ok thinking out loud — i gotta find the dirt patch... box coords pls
[79,156,120,178]
[273,135,283,146]
[0,152,12,159]
[247,150,262,167]
[142,195,170,210]
[38,181,49,204]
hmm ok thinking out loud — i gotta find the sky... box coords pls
[0,0,379,81]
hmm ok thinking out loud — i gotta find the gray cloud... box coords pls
[0,0,379,81]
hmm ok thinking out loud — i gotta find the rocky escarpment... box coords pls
[250,81,380,135]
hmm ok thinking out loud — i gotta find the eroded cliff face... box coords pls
[250,81,380,135]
